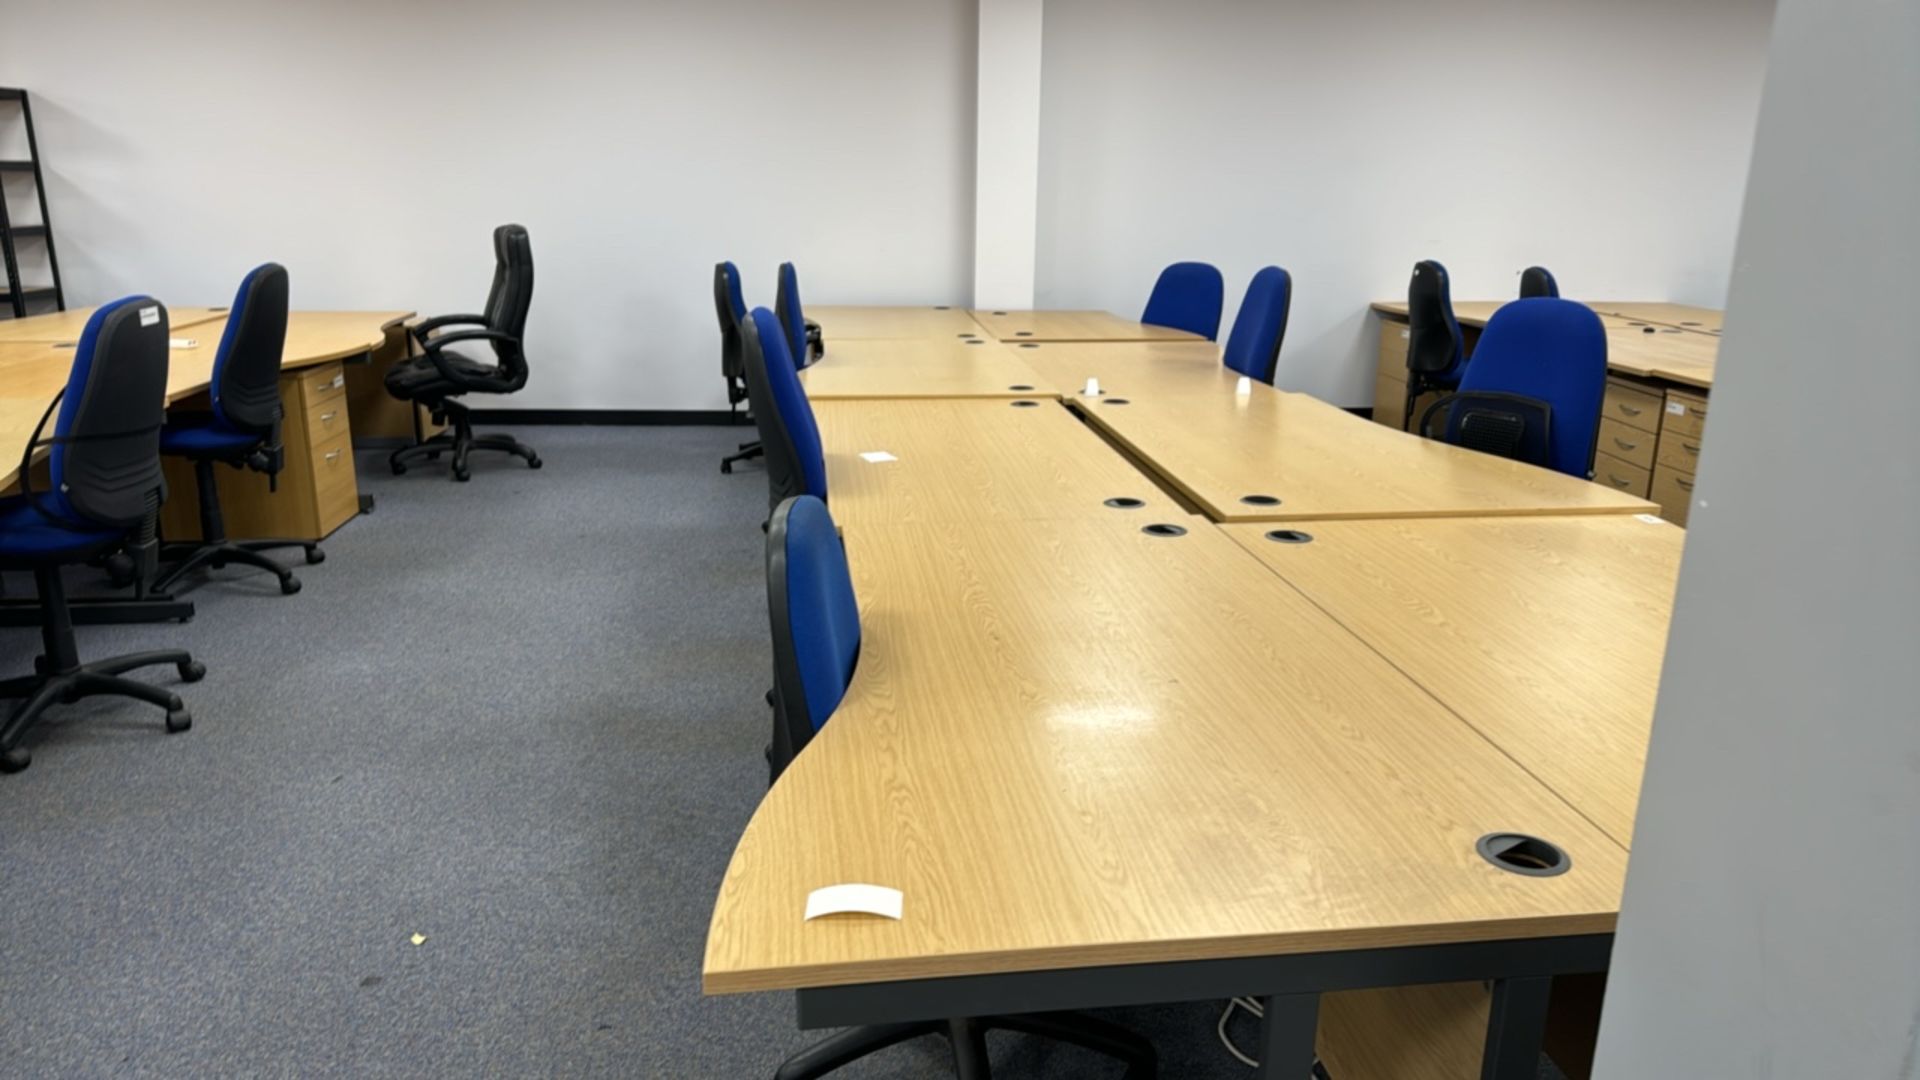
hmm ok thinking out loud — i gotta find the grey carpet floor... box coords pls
[0,426,1566,1079]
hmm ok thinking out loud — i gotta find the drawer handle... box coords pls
[324,449,343,462]
[320,411,338,422]
[1617,403,1643,416]
[1606,474,1632,488]
[1682,441,1700,454]
[1675,477,1694,491]
[1612,437,1639,451]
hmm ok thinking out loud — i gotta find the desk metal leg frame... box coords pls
[794,934,1608,1080]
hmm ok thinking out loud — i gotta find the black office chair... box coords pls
[0,297,203,774]
[1519,266,1560,299]
[387,224,542,482]
[155,262,320,597]
[717,261,764,475]
[1403,259,1468,431]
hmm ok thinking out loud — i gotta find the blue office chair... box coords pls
[154,263,320,597]
[0,297,203,774]
[740,307,827,518]
[1220,266,1293,384]
[763,494,1157,1080]
[776,262,823,369]
[1142,261,1225,340]
[1402,259,1469,431]
[1418,298,1608,478]
[1519,266,1560,299]
[717,261,765,475]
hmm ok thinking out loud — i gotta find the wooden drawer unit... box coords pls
[1373,370,1407,429]
[159,360,361,543]
[1593,451,1652,498]
[1663,388,1708,441]
[1602,378,1663,434]
[1651,464,1696,527]
[1378,318,1411,376]
[1597,417,1656,471]
[1656,427,1705,474]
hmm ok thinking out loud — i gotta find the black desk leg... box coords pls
[948,1017,991,1080]
[1482,975,1553,1080]
[1259,992,1320,1080]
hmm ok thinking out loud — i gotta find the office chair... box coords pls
[740,307,827,519]
[1403,259,1469,431]
[1417,297,1608,478]
[0,297,203,774]
[1519,266,1560,299]
[387,224,542,482]
[776,262,824,369]
[765,494,1157,1080]
[717,262,764,475]
[1220,266,1293,384]
[1142,261,1225,340]
[153,263,319,597]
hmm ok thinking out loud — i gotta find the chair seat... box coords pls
[384,350,507,400]
[0,496,125,563]
[159,419,261,457]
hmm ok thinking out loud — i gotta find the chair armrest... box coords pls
[409,313,490,343]
[417,329,518,390]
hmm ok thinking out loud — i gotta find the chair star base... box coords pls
[388,401,542,482]
[774,1012,1157,1080]
[152,538,319,596]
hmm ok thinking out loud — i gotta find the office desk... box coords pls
[812,398,1172,523]
[0,306,228,344]
[807,305,986,341]
[1010,340,1241,398]
[705,516,1624,1077]
[1603,324,1719,389]
[1590,303,1722,334]
[1224,515,1683,848]
[1073,389,1656,522]
[967,309,1205,344]
[800,338,1057,401]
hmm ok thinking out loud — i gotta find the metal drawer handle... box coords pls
[1618,403,1643,416]
[1675,477,1694,491]
[1607,474,1632,488]
[320,411,338,422]
[1613,437,1638,451]
[1682,442,1700,454]
[324,449,343,462]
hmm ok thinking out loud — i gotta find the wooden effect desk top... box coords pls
[808,305,987,341]
[1369,299,1508,327]
[0,306,228,344]
[801,338,1057,401]
[1010,340,1242,398]
[967,309,1206,344]
[812,398,1171,523]
[1591,303,1723,334]
[1075,390,1656,522]
[1224,515,1684,847]
[1604,324,1719,389]
[704,517,1627,993]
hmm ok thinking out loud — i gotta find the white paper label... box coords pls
[1399,329,1410,339]
[1083,377,1102,397]
[168,338,196,349]
[858,451,897,463]
[805,883,903,922]
[1236,376,1252,396]
[139,306,160,327]
[1635,513,1666,525]
[331,374,345,389]
[1665,401,1686,415]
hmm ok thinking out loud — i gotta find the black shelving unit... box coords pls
[0,88,65,319]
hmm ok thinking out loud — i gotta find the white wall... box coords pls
[0,0,977,411]
[1034,0,1774,405]
[1593,0,1920,1073]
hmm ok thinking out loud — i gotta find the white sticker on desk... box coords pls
[168,338,197,349]
[139,306,160,327]
[805,883,903,922]
[1665,401,1686,415]
[859,451,897,463]
[1635,514,1666,525]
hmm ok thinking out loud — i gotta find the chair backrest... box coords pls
[1221,266,1293,383]
[47,296,171,528]
[776,262,810,370]
[714,261,747,379]
[1519,266,1560,299]
[765,493,860,776]
[1447,297,1608,477]
[1406,259,1467,381]
[1141,261,1225,340]
[482,224,534,379]
[210,262,289,436]
[740,306,828,514]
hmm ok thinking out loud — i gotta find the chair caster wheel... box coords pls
[104,552,136,588]
[280,576,302,595]
[1,747,29,774]
[33,653,48,674]
[721,462,733,474]
[166,707,192,733]
[454,468,471,482]
[426,452,442,461]
[527,456,542,469]
[305,547,326,565]
[391,462,407,475]
[178,660,207,683]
